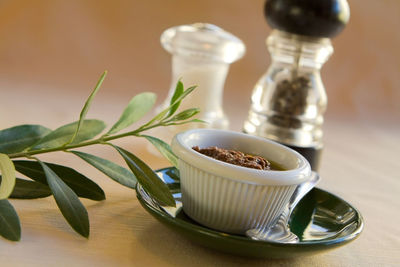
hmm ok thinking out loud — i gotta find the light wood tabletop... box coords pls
[1,80,399,267]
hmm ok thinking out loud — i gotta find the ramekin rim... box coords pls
[171,129,311,186]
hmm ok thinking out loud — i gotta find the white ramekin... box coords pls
[171,129,312,235]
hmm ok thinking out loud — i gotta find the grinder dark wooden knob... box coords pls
[265,0,350,38]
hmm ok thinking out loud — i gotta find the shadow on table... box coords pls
[135,221,311,266]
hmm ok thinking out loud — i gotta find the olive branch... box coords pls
[0,71,200,241]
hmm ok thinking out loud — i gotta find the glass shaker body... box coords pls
[168,55,230,129]
[243,30,333,170]
[154,23,245,143]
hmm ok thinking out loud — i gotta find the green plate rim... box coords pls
[136,167,364,256]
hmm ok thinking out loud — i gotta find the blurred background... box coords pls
[0,0,398,131]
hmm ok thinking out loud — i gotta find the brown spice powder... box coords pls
[192,146,271,170]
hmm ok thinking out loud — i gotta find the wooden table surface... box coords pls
[0,84,399,267]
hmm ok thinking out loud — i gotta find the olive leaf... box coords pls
[0,75,199,242]
[111,145,176,207]
[165,118,206,126]
[140,85,197,128]
[0,175,52,199]
[5,178,52,199]
[142,135,178,167]
[13,160,105,201]
[171,85,197,109]
[38,161,90,238]
[0,154,16,200]
[67,71,107,145]
[167,80,184,117]
[168,108,200,122]
[0,199,21,241]
[71,151,137,189]
[0,125,51,154]
[107,92,157,135]
[30,119,106,150]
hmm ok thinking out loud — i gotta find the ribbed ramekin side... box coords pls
[179,160,298,234]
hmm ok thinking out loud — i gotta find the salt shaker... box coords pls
[156,23,245,142]
[243,0,350,170]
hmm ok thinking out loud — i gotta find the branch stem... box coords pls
[8,122,164,159]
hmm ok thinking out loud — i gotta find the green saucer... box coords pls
[136,167,364,259]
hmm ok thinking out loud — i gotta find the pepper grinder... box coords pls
[243,0,350,170]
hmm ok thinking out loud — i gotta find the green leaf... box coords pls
[11,178,52,199]
[142,135,178,167]
[0,124,51,154]
[168,108,200,121]
[0,154,16,200]
[71,151,137,189]
[167,80,184,117]
[13,160,105,201]
[145,108,169,126]
[139,85,197,128]
[38,161,89,238]
[31,119,106,150]
[165,118,207,126]
[111,145,175,207]
[68,71,107,145]
[173,85,197,106]
[3,177,51,199]
[0,199,21,241]
[107,92,156,135]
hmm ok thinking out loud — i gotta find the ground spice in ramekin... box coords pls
[192,146,271,170]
